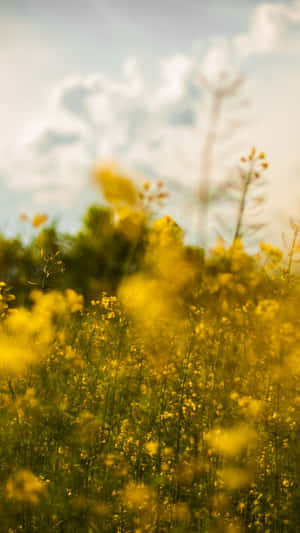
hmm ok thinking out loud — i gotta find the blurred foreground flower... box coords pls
[19,213,28,222]
[32,213,48,228]
[0,289,83,372]
[6,470,46,505]
[93,162,138,206]
[205,424,257,457]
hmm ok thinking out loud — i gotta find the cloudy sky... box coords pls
[1,0,300,242]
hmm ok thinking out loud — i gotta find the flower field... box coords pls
[0,160,299,533]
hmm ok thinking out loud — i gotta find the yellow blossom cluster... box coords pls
[0,172,299,532]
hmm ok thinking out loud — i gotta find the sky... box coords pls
[1,0,300,243]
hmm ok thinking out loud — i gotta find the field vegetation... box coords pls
[0,150,299,532]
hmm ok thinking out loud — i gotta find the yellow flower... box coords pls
[93,163,137,206]
[122,482,153,510]
[32,213,48,228]
[144,440,159,456]
[205,424,257,457]
[6,470,46,505]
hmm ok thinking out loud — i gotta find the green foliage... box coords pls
[0,205,148,304]
[0,197,299,532]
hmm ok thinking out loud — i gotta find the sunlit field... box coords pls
[0,151,299,533]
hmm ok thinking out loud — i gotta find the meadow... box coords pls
[0,150,299,533]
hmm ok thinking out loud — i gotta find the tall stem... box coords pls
[232,164,253,244]
[198,74,245,248]
[198,91,223,247]
[287,225,299,274]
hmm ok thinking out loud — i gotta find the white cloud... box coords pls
[2,0,300,242]
[234,0,300,58]
[201,37,236,80]
[2,52,206,198]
